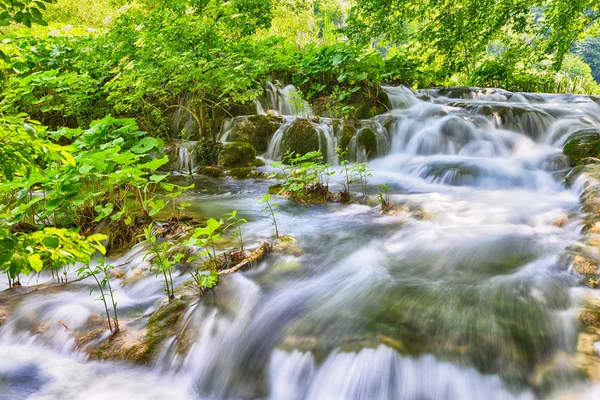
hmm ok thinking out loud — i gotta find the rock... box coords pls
[253,158,266,167]
[231,115,282,153]
[563,130,600,166]
[338,122,356,154]
[0,306,7,326]
[281,118,321,157]
[572,254,599,276]
[227,167,253,179]
[221,142,257,167]
[226,167,268,179]
[197,166,225,178]
[357,127,377,158]
[581,310,600,329]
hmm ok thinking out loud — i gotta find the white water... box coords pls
[3,86,600,399]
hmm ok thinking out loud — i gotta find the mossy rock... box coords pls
[253,158,266,167]
[227,167,253,179]
[221,142,257,167]
[348,86,388,119]
[281,118,321,157]
[231,115,282,153]
[563,130,600,166]
[197,166,225,178]
[357,127,377,158]
[226,167,268,179]
[339,122,357,154]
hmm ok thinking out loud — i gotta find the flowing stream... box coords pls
[2,86,600,399]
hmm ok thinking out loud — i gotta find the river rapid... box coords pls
[2,86,600,399]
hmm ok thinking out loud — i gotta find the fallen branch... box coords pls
[218,242,272,275]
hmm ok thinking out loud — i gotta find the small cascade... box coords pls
[266,82,313,117]
[265,118,338,163]
[177,142,196,174]
[269,346,534,400]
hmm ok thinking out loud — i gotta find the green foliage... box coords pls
[348,0,600,77]
[224,209,247,254]
[377,184,390,210]
[270,150,334,203]
[0,0,55,29]
[188,218,223,271]
[77,257,120,333]
[259,194,280,238]
[0,227,106,286]
[143,224,179,301]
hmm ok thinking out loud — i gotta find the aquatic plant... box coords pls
[77,257,120,333]
[142,224,180,301]
[225,209,248,254]
[259,194,280,238]
[377,184,390,210]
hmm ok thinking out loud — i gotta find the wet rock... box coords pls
[581,310,600,328]
[0,306,7,326]
[231,115,282,152]
[357,127,377,159]
[221,142,257,167]
[197,166,225,178]
[338,122,356,154]
[563,130,600,166]
[253,158,266,167]
[572,254,599,276]
[281,118,321,157]
[226,167,268,179]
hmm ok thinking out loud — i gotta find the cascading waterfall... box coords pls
[4,85,600,399]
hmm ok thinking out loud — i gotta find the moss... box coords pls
[563,130,600,166]
[221,142,257,167]
[349,85,388,119]
[231,115,281,152]
[142,300,188,362]
[197,166,225,178]
[281,118,320,157]
[357,127,377,158]
[339,122,356,153]
[227,167,253,179]
[253,158,266,167]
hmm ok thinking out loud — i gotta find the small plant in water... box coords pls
[259,194,280,237]
[336,146,352,201]
[377,184,391,211]
[352,163,372,198]
[224,209,247,254]
[142,224,179,301]
[190,218,223,271]
[77,257,120,333]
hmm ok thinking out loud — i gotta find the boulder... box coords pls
[563,130,600,166]
[231,115,282,153]
[221,142,256,167]
[281,118,321,157]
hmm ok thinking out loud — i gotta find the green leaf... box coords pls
[42,236,60,248]
[131,137,159,154]
[28,254,43,273]
[198,270,219,289]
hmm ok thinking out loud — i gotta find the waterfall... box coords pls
[267,82,313,117]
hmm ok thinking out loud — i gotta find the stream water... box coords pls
[2,86,600,399]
